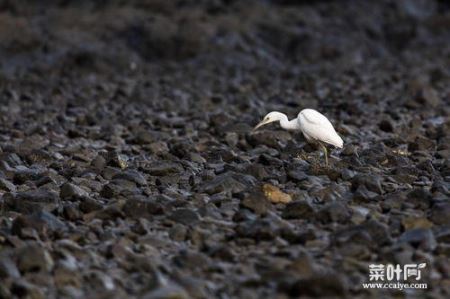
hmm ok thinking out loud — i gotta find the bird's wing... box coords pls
[298,110,343,148]
[298,109,331,125]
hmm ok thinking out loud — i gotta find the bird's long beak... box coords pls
[253,120,270,132]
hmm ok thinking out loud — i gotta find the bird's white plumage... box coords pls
[298,109,343,148]
[253,108,343,148]
[253,108,343,165]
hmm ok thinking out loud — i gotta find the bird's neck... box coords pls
[279,116,300,131]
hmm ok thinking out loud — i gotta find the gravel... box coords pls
[0,0,449,298]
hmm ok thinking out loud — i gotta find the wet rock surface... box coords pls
[0,1,449,298]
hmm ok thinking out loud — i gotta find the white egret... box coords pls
[253,109,343,166]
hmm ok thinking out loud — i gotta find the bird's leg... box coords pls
[320,142,328,167]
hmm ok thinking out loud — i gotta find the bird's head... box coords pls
[253,111,286,131]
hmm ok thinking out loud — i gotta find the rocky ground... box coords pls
[0,0,449,298]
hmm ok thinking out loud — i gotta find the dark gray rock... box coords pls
[141,283,189,299]
[352,185,379,203]
[431,202,450,225]
[112,170,147,186]
[106,151,128,169]
[12,211,67,238]
[352,173,384,194]
[200,172,255,195]
[147,162,183,176]
[13,167,44,184]
[247,130,292,148]
[287,169,308,182]
[79,197,103,213]
[0,178,16,192]
[4,189,60,214]
[100,179,139,198]
[0,253,20,279]
[317,202,351,223]
[17,243,54,272]
[287,271,348,297]
[241,190,272,215]
[360,219,392,246]
[245,163,269,180]
[169,208,200,226]
[10,279,45,299]
[133,130,158,145]
[91,155,107,170]
[122,196,164,218]
[407,188,433,209]
[236,218,280,241]
[60,182,89,200]
[282,201,315,220]
[399,228,437,251]
[408,136,436,152]
[169,224,188,242]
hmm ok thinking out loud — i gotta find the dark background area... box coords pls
[0,1,449,298]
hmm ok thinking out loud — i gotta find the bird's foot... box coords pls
[295,152,309,161]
